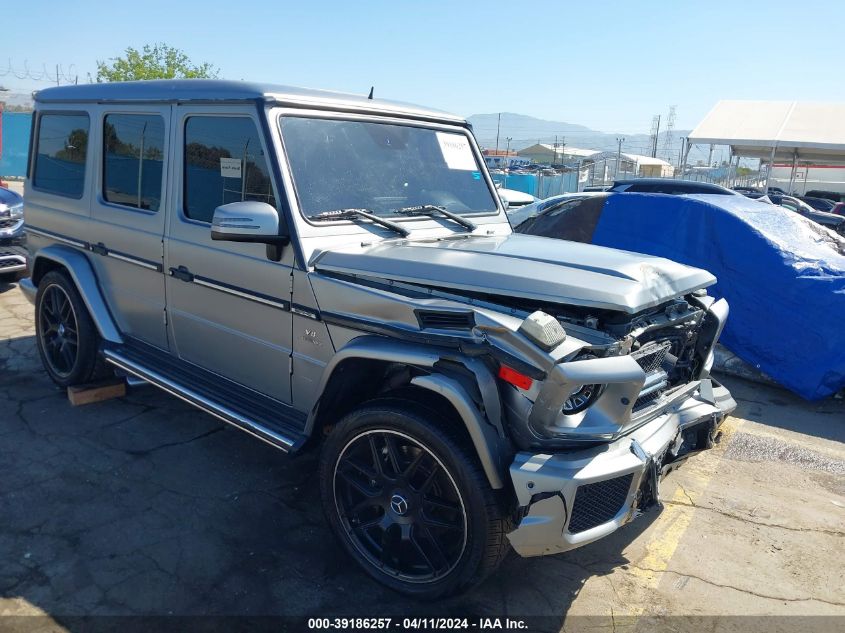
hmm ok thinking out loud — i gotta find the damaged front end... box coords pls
[498,293,736,557]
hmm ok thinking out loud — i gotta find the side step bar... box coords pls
[103,347,306,453]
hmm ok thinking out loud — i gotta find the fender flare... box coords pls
[308,336,507,489]
[31,244,123,344]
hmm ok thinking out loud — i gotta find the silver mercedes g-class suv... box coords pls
[21,80,735,598]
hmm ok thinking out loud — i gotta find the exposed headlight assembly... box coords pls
[562,353,604,414]
[9,203,24,220]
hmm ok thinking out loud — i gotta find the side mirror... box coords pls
[211,201,289,245]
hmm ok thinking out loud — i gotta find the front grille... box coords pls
[568,473,634,534]
[633,340,671,373]
[631,341,671,411]
[0,258,26,269]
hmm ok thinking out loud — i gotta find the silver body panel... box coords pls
[23,80,736,560]
[312,233,716,314]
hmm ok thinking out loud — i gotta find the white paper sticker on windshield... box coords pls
[436,132,476,170]
[220,157,242,179]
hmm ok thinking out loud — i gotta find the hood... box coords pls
[312,233,716,314]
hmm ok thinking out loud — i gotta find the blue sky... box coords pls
[3,0,841,133]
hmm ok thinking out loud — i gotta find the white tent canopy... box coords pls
[688,100,845,162]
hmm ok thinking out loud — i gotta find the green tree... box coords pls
[96,44,219,82]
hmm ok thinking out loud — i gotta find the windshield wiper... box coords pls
[310,208,409,237]
[393,205,477,232]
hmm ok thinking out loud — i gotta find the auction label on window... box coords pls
[436,132,477,171]
[220,157,242,178]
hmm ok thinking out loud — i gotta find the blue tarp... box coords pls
[591,193,845,400]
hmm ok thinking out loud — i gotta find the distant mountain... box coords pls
[468,112,689,163]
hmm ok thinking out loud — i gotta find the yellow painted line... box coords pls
[621,416,743,615]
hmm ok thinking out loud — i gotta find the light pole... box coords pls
[505,137,512,169]
[616,137,625,179]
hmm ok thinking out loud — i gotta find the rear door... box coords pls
[89,106,170,349]
[164,105,294,403]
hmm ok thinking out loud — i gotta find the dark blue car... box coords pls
[0,186,26,281]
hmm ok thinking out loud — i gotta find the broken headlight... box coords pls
[562,353,604,414]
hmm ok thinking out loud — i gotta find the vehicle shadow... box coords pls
[715,372,845,444]
[0,279,20,295]
[0,333,656,629]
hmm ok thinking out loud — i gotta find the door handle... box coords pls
[169,266,194,282]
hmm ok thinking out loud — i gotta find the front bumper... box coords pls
[506,379,736,557]
[0,244,27,275]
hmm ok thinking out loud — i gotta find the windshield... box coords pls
[280,117,498,219]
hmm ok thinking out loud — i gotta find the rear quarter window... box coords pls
[103,113,166,212]
[33,113,90,198]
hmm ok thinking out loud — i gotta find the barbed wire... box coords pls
[0,59,79,85]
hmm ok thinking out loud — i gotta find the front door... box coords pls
[164,106,294,403]
[89,105,171,349]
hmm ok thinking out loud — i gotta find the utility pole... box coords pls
[616,137,625,179]
[707,144,714,167]
[649,115,660,158]
[661,106,676,161]
[495,113,501,155]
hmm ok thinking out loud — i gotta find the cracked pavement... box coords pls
[1,280,844,629]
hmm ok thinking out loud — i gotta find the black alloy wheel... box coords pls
[333,429,468,582]
[38,283,79,378]
[35,270,107,387]
[320,400,511,599]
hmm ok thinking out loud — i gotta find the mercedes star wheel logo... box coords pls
[390,494,409,516]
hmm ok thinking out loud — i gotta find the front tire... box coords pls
[35,270,104,387]
[319,399,510,599]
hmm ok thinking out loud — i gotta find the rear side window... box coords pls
[103,114,166,212]
[33,113,90,198]
[183,116,276,223]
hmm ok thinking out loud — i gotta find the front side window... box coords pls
[103,114,166,211]
[280,117,498,218]
[183,116,276,223]
[33,113,90,198]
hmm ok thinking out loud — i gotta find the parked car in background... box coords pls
[0,186,27,281]
[806,190,845,203]
[496,185,536,208]
[609,178,739,196]
[513,192,845,400]
[798,196,837,212]
[21,80,736,598]
[505,192,603,227]
[769,194,845,235]
[832,202,845,216]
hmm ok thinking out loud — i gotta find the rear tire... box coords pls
[35,270,105,387]
[319,399,510,599]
